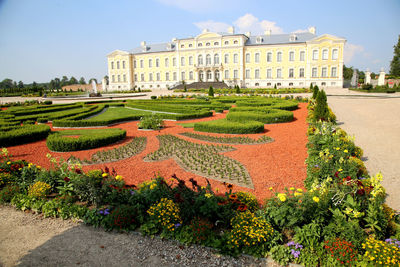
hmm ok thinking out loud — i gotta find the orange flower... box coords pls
[237,204,247,212]
[229,194,238,200]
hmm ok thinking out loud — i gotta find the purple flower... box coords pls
[174,223,182,228]
[314,164,319,168]
[290,249,301,258]
[295,244,303,249]
[287,241,295,246]
[99,210,104,215]
[104,209,110,215]
[130,190,136,195]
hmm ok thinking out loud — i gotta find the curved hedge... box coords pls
[46,128,126,152]
[0,124,51,146]
[227,108,293,123]
[194,119,264,134]
[236,99,298,111]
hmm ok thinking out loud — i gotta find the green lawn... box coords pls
[87,107,152,121]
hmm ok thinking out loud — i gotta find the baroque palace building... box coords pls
[107,26,346,91]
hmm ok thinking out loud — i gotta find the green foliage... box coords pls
[179,132,272,145]
[226,109,293,124]
[208,86,214,97]
[46,128,126,152]
[390,35,400,76]
[194,119,265,134]
[312,85,319,99]
[102,205,140,231]
[0,124,51,147]
[313,90,329,121]
[138,115,164,130]
[0,185,20,203]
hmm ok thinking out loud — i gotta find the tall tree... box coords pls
[390,35,400,76]
[61,76,69,87]
[343,65,353,80]
[0,78,13,89]
[18,81,24,89]
[88,78,98,84]
[54,78,61,89]
[79,77,86,84]
[69,76,78,85]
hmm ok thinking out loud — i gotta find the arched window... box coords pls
[267,52,272,62]
[215,70,220,81]
[322,49,328,60]
[189,71,193,80]
[233,54,238,63]
[198,43,203,47]
[207,70,212,80]
[277,52,282,62]
[206,54,211,65]
[233,40,238,44]
[189,56,193,65]
[199,71,204,81]
[206,42,210,46]
[245,53,250,63]
[148,59,152,68]
[255,53,260,63]
[214,42,219,46]
[156,58,160,67]
[214,54,219,64]
[332,49,338,60]
[198,55,203,65]
[224,54,229,64]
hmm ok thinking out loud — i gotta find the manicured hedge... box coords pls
[228,108,294,123]
[46,128,126,152]
[194,119,264,134]
[65,104,107,120]
[0,124,51,146]
[10,103,82,116]
[236,99,298,110]
[52,115,143,127]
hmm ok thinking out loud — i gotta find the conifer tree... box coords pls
[314,90,329,121]
[390,35,400,76]
[312,85,319,99]
[208,86,214,97]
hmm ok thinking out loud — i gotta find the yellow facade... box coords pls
[107,28,345,91]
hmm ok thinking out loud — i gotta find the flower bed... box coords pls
[179,132,273,145]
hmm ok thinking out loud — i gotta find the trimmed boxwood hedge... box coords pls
[194,119,264,134]
[0,124,51,146]
[236,99,298,110]
[227,108,294,123]
[10,103,82,116]
[46,128,126,152]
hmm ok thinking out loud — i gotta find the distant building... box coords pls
[107,27,346,91]
[61,84,102,92]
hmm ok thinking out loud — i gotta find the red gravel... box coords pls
[6,103,308,202]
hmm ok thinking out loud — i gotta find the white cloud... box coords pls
[194,20,230,33]
[234,14,284,34]
[194,13,284,35]
[344,43,364,63]
[292,29,309,33]
[156,0,233,12]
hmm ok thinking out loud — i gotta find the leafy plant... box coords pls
[138,115,164,130]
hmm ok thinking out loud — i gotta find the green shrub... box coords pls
[312,85,319,99]
[227,109,293,124]
[43,100,52,105]
[0,185,20,203]
[314,90,329,121]
[208,86,214,97]
[150,96,157,99]
[46,128,126,152]
[37,117,48,123]
[0,124,51,146]
[194,119,264,134]
[138,115,164,130]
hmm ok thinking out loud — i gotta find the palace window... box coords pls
[189,71,193,80]
[277,69,282,78]
[156,73,160,81]
[173,72,177,81]
[123,61,126,69]
[134,74,137,81]
[267,52,272,62]
[149,73,153,81]
[189,44,193,47]
[166,72,169,81]
[141,74,144,81]
[224,70,229,79]
[207,71,212,80]
[234,40,238,44]
[123,74,126,82]
[312,50,318,60]
[165,58,169,67]
[149,59,152,68]
[245,53,250,63]
[181,44,184,48]
[111,62,114,69]
[214,42,219,46]
[198,55,203,65]
[224,54,229,64]
[206,54,211,65]
[206,42,210,46]
[112,75,115,82]
[266,69,272,78]
[173,57,177,67]
[134,60,137,68]
[289,82,293,86]
[255,53,260,63]
[321,67,327,77]
[214,54,219,64]
[331,67,337,77]
[312,67,318,77]
[189,56,193,65]
[181,57,185,66]
[181,72,185,81]
[140,60,144,68]
[224,41,229,45]
[156,58,159,67]
[255,69,260,79]
[289,68,294,78]
[322,49,328,60]
[117,75,120,82]
[299,68,305,78]
[277,52,282,62]
[289,51,294,61]
[300,51,305,61]
[245,69,250,79]
[117,61,120,69]
[332,49,338,60]
[198,43,203,47]
[199,71,204,81]
[233,53,238,63]
[234,70,238,78]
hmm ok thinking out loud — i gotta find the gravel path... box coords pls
[0,205,285,267]
[325,88,400,210]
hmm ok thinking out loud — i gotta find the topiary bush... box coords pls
[227,109,293,124]
[46,128,126,152]
[314,90,329,121]
[194,119,264,134]
[0,124,51,147]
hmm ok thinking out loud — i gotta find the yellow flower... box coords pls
[268,187,273,191]
[338,168,343,172]
[294,192,302,197]
[296,188,303,192]
[335,147,340,150]
[205,193,212,198]
[115,175,123,181]
[277,193,287,202]
[36,166,41,169]
[313,196,320,203]
[150,184,156,190]
[102,173,108,177]
[7,161,11,165]
[289,187,295,191]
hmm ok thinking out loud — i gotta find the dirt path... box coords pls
[0,205,286,267]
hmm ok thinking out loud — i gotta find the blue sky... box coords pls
[0,0,399,83]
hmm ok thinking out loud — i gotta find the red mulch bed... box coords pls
[6,103,308,202]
